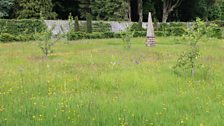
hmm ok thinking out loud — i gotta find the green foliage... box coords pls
[158,23,187,36]
[68,13,74,32]
[76,21,110,33]
[74,16,80,32]
[133,31,147,37]
[174,46,200,78]
[92,21,111,32]
[0,0,14,18]
[103,31,114,38]
[66,31,145,41]
[91,0,128,20]
[174,18,210,79]
[52,0,79,19]
[211,20,224,27]
[0,19,46,35]
[16,0,56,19]
[130,23,145,31]
[67,32,105,40]
[0,33,17,42]
[206,23,221,38]
[78,0,91,18]
[209,2,223,20]
[34,25,60,56]
[66,13,75,41]
[86,13,92,33]
[121,28,134,49]
[155,31,164,37]
[0,33,34,42]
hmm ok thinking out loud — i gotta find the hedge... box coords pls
[210,20,224,27]
[0,19,46,35]
[0,33,35,42]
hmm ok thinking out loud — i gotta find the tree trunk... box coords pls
[161,0,183,23]
[138,0,143,27]
[162,2,169,23]
[162,11,169,23]
[127,0,131,21]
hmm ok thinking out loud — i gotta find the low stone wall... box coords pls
[44,20,190,34]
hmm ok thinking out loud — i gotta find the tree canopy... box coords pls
[1,0,223,21]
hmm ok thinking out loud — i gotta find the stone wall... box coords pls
[44,20,190,34]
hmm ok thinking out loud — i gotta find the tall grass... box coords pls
[0,37,224,126]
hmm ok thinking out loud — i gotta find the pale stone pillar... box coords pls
[145,12,155,47]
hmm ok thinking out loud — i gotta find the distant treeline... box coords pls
[0,0,224,22]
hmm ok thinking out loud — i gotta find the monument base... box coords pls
[145,36,155,47]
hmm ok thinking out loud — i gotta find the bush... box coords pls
[130,22,146,31]
[67,32,86,40]
[93,21,111,32]
[155,31,164,37]
[113,33,122,38]
[74,16,80,32]
[17,34,34,41]
[211,20,224,27]
[167,27,187,36]
[0,33,34,42]
[103,31,114,38]
[207,27,222,38]
[0,19,46,35]
[86,32,103,39]
[133,31,146,37]
[0,33,17,42]
[157,23,187,36]
[86,13,92,33]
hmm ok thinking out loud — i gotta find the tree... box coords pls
[208,0,223,20]
[90,0,128,21]
[197,0,217,21]
[138,0,143,27]
[0,0,14,18]
[78,0,92,18]
[161,0,183,22]
[52,0,79,19]
[16,0,56,19]
[127,0,131,21]
[86,13,92,33]
[143,0,156,21]
[74,16,80,32]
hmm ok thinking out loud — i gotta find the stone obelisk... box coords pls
[145,12,155,47]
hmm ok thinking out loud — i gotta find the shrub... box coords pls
[167,27,187,36]
[74,16,80,32]
[103,31,114,38]
[0,33,17,42]
[0,33,35,42]
[34,25,60,56]
[113,33,122,38]
[67,32,132,40]
[16,34,34,41]
[206,23,223,39]
[67,32,85,40]
[174,18,213,79]
[93,21,111,32]
[121,28,134,49]
[86,13,92,33]
[211,20,224,27]
[130,22,145,31]
[133,31,146,37]
[68,13,74,32]
[155,31,164,37]
[86,32,103,39]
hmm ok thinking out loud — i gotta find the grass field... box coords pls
[0,37,224,126]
